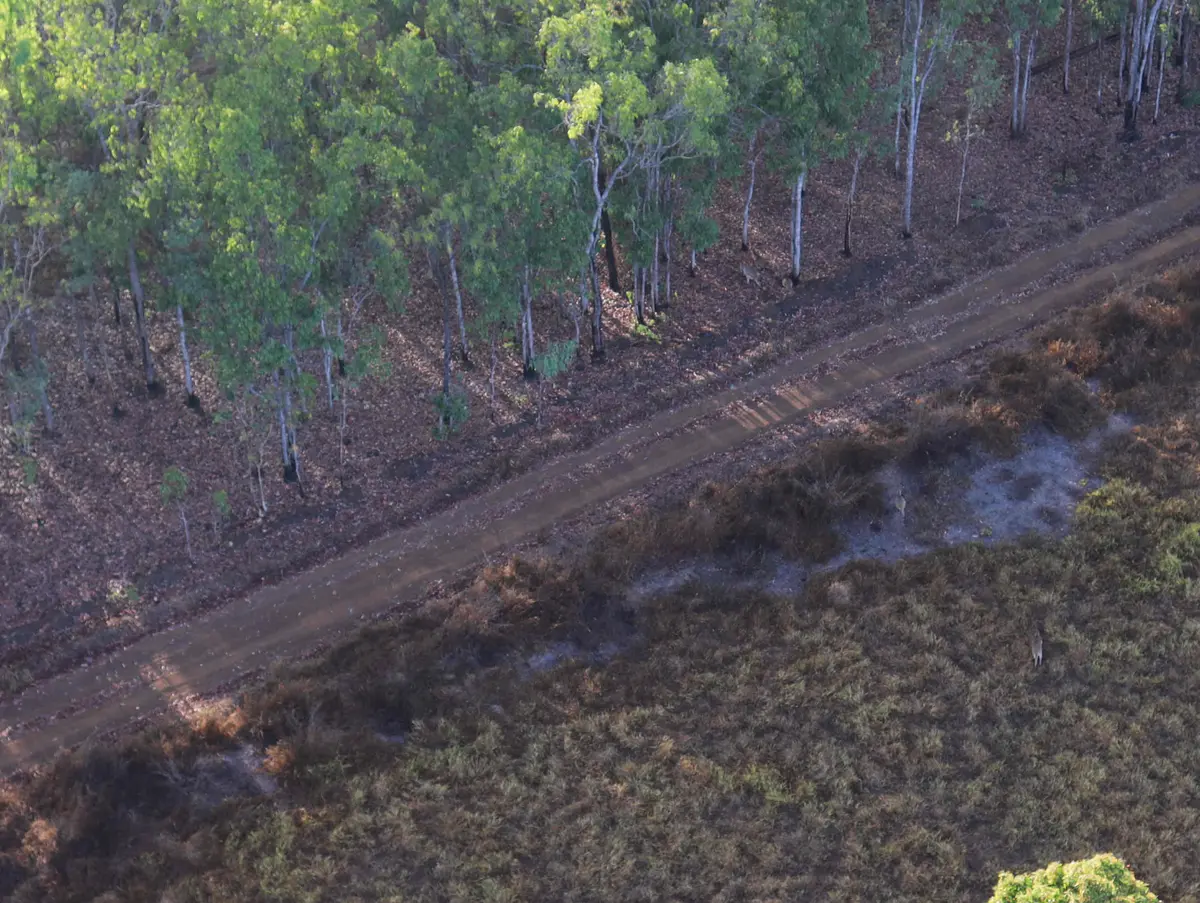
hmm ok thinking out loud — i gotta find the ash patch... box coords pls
[632,411,1136,602]
[184,745,278,811]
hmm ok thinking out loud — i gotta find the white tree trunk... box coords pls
[742,129,759,250]
[127,240,156,389]
[488,324,498,417]
[894,0,913,176]
[320,316,334,410]
[522,265,535,373]
[1011,31,1023,136]
[176,304,195,400]
[790,168,806,282]
[1020,33,1037,133]
[1119,13,1128,104]
[663,175,674,308]
[843,148,864,256]
[179,507,193,561]
[446,234,469,363]
[1155,0,1175,121]
[956,108,972,227]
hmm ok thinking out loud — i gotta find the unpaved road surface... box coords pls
[3,185,1200,776]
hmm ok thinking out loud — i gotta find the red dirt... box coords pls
[2,183,1199,776]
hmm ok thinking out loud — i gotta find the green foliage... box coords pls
[212,489,232,522]
[433,381,470,440]
[533,339,578,382]
[160,466,189,508]
[631,322,662,343]
[19,455,36,487]
[989,854,1158,903]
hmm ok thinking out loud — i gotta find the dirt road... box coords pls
[3,186,1200,776]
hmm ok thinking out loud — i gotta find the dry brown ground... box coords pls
[3,257,1200,903]
[2,20,1199,697]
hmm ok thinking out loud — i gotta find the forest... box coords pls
[1,0,1199,685]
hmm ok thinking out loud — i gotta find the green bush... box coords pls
[989,854,1157,903]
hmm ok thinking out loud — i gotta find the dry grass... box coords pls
[6,269,1200,902]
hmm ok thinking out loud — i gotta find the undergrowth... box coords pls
[4,268,1200,901]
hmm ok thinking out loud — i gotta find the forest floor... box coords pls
[2,178,1199,775]
[3,34,1200,701]
[4,243,1200,902]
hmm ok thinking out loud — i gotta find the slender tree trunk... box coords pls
[1065,0,1074,92]
[445,232,470,366]
[107,266,122,327]
[1155,0,1175,121]
[903,82,925,238]
[902,0,933,239]
[956,108,973,227]
[742,128,759,251]
[179,507,194,561]
[689,248,698,277]
[633,264,645,325]
[488,323,498,421]
[843,148,864,256]
[590,259,604,359]
[176,304,197,407]
[441,271,452,400]
[1178,4,1192,102]
[651,235,660,315]
[790,169,806,285]
[560,290,581,346]
[662,176,674,311]
[1011,31,1024,137]
[1127,0,1168,136]
[598,165,621,293]
[1097,30,1105,111]
[1019,32,1037,133]
[1119,13,1128,108]
[521,267,537,378]
[336,313,346,377]
[894,0,913,176]
[126,240,158,392]
[255,460,267,515]
[320,316,335,410]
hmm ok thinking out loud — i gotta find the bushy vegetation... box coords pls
[989,855,1160,903]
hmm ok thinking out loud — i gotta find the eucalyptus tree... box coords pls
[900,0,974,238]
[0,8,61,441]
[536,0,729,358]
[766,0,873,282]
[1005,0,1064,137]
[703,0,780,254]
[948,46,1003,225]
[1123,0,1171,134]
[1082,0,1126,110]
[464,83,587,381]
[45,0,196,394]
[176,0,388,487]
